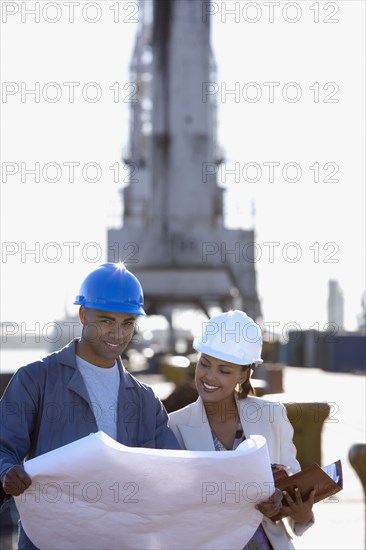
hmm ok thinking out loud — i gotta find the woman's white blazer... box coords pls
[168,395,314,550]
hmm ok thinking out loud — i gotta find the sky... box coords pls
[1,0,365,340]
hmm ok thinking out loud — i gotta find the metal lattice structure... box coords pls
[108,0,261,321]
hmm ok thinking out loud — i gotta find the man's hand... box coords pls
[281,487,316,524]
[1,465,32,496]
[255,487,283,518]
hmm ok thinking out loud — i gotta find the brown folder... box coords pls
[271,460,343,521]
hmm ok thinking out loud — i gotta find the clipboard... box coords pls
[271,459,343,521]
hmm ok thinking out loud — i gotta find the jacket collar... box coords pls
[56,339,134,410]
[173,398,214,451]
[175,395,270,451]
[57,339,135,387]
[55,339,137,444]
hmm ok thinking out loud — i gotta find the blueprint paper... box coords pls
[15,432,274,550]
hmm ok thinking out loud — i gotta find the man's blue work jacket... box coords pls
[0,339,180,548]
[0,339,180,476]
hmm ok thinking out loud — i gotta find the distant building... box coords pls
[327,280,344,330]
[357,291,366,330]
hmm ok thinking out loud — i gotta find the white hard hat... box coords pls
[193,310,263,366]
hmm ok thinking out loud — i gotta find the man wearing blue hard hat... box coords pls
[0,263,180,550]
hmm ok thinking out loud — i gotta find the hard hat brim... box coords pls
[74,298,146,316]
[193,340,263,366]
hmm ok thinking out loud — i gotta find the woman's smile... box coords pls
[202,381,221,392]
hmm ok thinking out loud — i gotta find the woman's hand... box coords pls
[281,487,316,524]
[255,488,283,519]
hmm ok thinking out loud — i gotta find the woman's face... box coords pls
[195,353,249,405]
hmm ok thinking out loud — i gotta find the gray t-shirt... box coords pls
[76,355,120,440]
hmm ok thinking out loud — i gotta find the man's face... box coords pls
[78,307,137,367]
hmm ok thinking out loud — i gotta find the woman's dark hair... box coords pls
[236,364,256,399]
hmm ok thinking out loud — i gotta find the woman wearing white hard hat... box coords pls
[168,310,315,550]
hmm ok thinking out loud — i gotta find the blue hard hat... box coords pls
[74,263,146,316]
